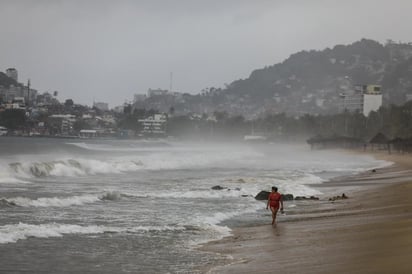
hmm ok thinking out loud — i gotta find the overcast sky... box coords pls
[1,0,411,107]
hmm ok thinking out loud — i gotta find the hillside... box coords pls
[177,39,412,117]
[0,71,21,88]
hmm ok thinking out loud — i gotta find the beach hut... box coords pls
[369,132,389,151]
[389,137,412,153]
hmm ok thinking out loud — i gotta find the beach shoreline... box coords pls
[200,149,412,274]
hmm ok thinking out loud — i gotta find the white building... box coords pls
[0,126,8,136]
[138,114,167,136]
[339,85,363,113]
[339,85,382,116]
[49,114,76,135]
[363,85,383,116]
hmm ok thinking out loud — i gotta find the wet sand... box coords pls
[201,150,412,274]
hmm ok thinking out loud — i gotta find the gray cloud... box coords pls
[1,0,411,107]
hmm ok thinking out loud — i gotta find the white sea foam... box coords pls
[188,224,232,246]
[189,203,263,246]
[0,176,31,184]
[0,223,119,244]
[4,195,101,207]
[2,191,123,208]
[124,172,326,200]
[143,189,253,199]
[125,225,187,233]
[0,222,188,244]
[0,165,31,184]
[8,158,144,178]
[99,191,123,201]
[67,141,172,152]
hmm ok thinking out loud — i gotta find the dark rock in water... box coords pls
[329,193,349,201]
[255,192,294,201]
[211,185,226,190]
[295,196,319,201]
[281,194,294,201]
[255,191,270,200]
[235,187,241,191]
[241,194,250,197]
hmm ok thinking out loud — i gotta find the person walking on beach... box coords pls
[266,186,284,226]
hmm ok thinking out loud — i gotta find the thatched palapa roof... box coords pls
[369,133,388,144]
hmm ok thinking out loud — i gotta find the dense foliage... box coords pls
[166,101,412,141]
[0,109,26,129]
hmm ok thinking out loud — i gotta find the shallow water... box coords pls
[0,137,390,273]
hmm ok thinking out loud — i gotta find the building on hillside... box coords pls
[1,85,23,103]
[0,126,8,136]
[363,85,383,116]
[12,97,26,109]
[25,87,38,105]
[339,84,382,116]
[93,102,109,111]
[36,92,55,105]
[138,114,167,137]
[6,68,18,82]
[339,89,363,113]
[113,105,124,113]
[134,94,147,102]
[79,129,97,138]
[0,82,37,105]
[147,88,168,97]
[48,114,76,136]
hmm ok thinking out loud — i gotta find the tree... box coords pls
[73,119,91,132]
[213,111,228,121]
[123,104,132,115]
[169,106,175,115]
[64,99,74,108]
[0,109,26,129]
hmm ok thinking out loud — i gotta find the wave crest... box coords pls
[1,191,125,208]
[8,159,144,178]
[0,222,124,244]
[0,222,187,244]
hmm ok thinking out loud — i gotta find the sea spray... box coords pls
[0,139,394,273]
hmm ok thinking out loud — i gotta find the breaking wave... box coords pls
[67,141,172,152]
[0,222,187,244]
[5,146,263,178]
[8,159,144,178]
[0,191,124,208]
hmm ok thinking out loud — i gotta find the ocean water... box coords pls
[0,137,390,273]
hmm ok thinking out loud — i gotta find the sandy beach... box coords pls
[201,150,412,274]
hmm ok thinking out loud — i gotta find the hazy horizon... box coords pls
[1,0,412,107]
